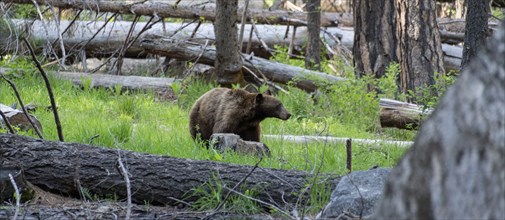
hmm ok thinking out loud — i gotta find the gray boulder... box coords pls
[317,168,391,219]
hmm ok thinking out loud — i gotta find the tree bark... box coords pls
[461,0,491,69]
[304,0,321,71]
[395,0,445,101]
[0,133,340,207]
[140,37,345,92]
[372,21,505,219]
[214,0,244,87]
[352,0,397,79]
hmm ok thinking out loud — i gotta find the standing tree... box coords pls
[372,20,505,219]
[395,0,445,101]
[214,0,244,87]
[305,0,321,71]
[352,0,397,81]
[461,0,491,69]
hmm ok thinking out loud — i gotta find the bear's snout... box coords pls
[281,111,291,120]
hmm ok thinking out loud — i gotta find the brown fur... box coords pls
[189,88,291,142]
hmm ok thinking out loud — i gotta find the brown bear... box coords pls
[189,88,291,142]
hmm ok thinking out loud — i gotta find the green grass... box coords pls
[0,59,415,214]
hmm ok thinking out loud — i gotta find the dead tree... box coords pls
[0,133,340,207]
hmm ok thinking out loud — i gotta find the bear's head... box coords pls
[254,92,291,121]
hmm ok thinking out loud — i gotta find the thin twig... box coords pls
[245,23,254,54]
[0,73,43,139]
[249,15,274,59]
[50,9,83,47]
[111,15,140,75]
[288,26,297,62]
[0,109,16,134]
[213,157,263,212]
[190,20,202,39]
[179,39,210,85]
[30,0,60,61]
[238,0,251,51]
[298,121,328,219]
[48,4,67,66]
[117,150,132,220]
[8,173,20,220]
[23,38,64,141]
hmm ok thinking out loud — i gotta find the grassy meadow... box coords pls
[0,56,424,213]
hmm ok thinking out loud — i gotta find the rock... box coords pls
[210,133,271,157]
[317,168,391,219]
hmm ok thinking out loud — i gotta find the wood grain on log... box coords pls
[0,133,339,206]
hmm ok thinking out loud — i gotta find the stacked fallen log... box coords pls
[140,37,346,92]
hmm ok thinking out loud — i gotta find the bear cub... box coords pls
[189,88,291,142]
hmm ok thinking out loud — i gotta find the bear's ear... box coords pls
[264,89,272,96]
[255,94,263,103]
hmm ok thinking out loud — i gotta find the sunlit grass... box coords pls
[0,70,412,175]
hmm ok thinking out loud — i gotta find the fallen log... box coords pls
[3,19,463,71]
[140,37,346,92]
[0,67,177,91]
[379,98,432,130]
[50,71,177,91]
[263,134,413,148]
[0,133,339,207]
[7,0,349,28]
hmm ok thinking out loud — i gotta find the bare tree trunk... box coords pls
[372,21,505,219]
[395,0,445,102]
[461,0,491,69]
[305,0,321,71]
[214,0,244,87]
[352,0,397,80]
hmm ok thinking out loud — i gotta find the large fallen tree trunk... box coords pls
[140,37,346,92]
[0,133,339,207]
[7,0,350,27]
